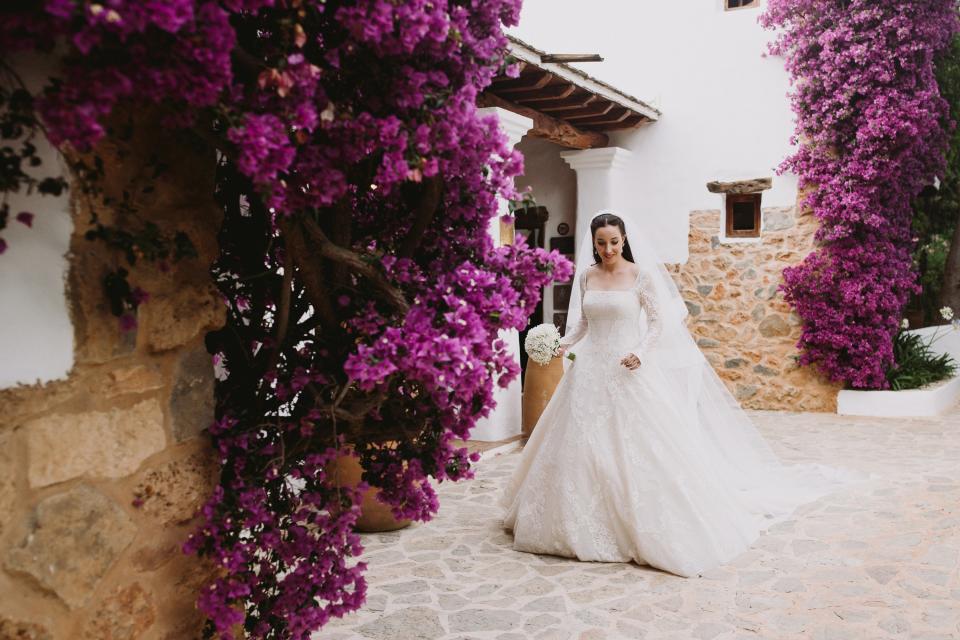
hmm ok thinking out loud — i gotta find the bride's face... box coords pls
[593,225,625,264]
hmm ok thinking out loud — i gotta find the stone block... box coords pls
[724,358,747,369]
[450,609,523,633]
[719,370,743,382]
[5,485,136,609]
[104,365,165,398]
[139,286,225,353]
[25,398,166,488]
[133,451,217,527]
[696,338,720,348]
[735,384,758,400]
[703,324,737,342]
[82,583,156,640]
[758,315,791,338]
[763,208,796,231]
[358,606,444,639]
[169,346,214,442]
[684,301,701,316]
[0,616,52,640]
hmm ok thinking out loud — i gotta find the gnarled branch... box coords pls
[301,216,409,313]
[286,218,338,329]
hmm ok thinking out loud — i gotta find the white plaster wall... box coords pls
[0,58,74,388]
[510,0,798,263]
[514,136,577,325]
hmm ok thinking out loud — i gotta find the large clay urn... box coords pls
[326,445,413,533]
[521,356,565,437]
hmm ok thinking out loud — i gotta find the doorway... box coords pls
[514,205,549,384]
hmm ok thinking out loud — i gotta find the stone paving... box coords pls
[317,410,960,640]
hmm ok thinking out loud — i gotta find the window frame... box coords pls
[724,193,762,239]
[724,0,759,11]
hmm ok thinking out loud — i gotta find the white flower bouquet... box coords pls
[524,323,575,365]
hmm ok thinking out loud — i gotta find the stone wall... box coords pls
[671,206,840,411]
[0,117,224,638]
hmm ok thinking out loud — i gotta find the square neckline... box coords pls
[583,267,642,293]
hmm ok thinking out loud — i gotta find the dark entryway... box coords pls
[515,205,549,384]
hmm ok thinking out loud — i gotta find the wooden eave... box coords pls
[480,36,660,149]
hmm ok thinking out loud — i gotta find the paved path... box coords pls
[317,411,960,639]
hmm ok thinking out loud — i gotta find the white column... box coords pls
[471,107,532,442]
[560,147,633,257]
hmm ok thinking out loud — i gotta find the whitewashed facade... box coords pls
[0,58,74,388]
[511,0,798,264]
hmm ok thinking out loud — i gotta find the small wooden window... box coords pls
[725,0,758,10]
[725,193,761,238]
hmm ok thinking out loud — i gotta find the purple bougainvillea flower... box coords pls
[0,1,571,637]
[761,0,958,389]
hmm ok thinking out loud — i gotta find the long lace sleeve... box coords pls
[632,270,662,357]
[560,270,588,349]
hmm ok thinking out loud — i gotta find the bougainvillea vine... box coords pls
[761,1,960,389]
[1,1,572,637]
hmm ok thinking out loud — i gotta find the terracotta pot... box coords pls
[521,356,565,437]
[326,446,412,533]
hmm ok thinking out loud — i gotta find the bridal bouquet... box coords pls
[524,323,575,365]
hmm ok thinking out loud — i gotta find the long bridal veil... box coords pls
[566,209,856,521]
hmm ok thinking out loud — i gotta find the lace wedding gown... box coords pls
[499,269,852,577]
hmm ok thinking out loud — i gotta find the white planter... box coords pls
[837,325,960,417]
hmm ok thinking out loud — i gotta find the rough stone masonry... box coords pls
[0,113,224,639]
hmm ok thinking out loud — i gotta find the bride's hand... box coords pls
[557,345,567,358]
[621,353,641,370]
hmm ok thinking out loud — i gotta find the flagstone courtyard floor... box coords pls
[317,410,960,640]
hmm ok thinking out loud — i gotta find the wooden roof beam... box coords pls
[572,108,633,126]
[580,114,650,131]
[536,93,598,112]
[490,72,553,94]
[507,37,661,121]
[540,54,604,63]
[478,92,609,150]
[549,102,616,120]
[509,83,577,104]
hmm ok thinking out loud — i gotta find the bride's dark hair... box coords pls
[591,212,635,265]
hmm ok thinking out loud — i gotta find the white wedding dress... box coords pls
[499,268,853,577]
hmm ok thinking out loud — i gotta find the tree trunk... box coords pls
[939,218,960,313]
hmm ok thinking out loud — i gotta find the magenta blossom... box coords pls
[762,0,959,389]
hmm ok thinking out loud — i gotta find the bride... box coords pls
[499,209,853,577]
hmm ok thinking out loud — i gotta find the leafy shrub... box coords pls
[886,330,958,390]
